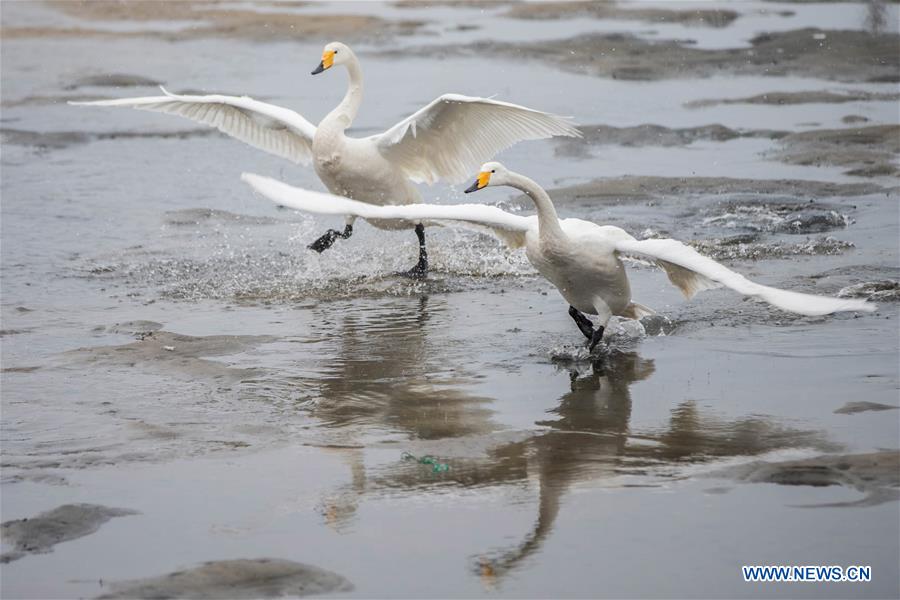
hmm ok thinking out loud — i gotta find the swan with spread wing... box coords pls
[70,42,580,278]
[241,164,875,349]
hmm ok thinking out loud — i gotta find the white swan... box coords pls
[70,42,580,278]
[241,164,876,349]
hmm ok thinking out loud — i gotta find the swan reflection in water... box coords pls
[290,297,830,576]
[471,353,831,584]
[306,295,499,439]
[474,352,654,582]
[296,295,503,529]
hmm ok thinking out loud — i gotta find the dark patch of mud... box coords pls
[0,128,216,151]
[0,328,33,336]
[835,401,899,415]
[545,176,889,206]
[773,124,900,178]
[104,320,164,337]
[556,123,785,157]
[97,558,353,599]
[402,29,900,82]
[1,366,42,374]
[709,451,900,507]
[838,279,900,301]
[846,164,900,177]
[810,264,900,286]
[688,236,854,261]
[1,503,138,563]
[63,73,162,91]
[0,472,68,486]
[68,330,274,382]
[504,2,738,27]
[165,208,282,227]
[701,201,852,234]
[4,2,423,43]
[686,90,900,108]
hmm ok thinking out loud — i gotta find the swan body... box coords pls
[241,165,876,347]
[524,220,637,318]
[70,43,580,272]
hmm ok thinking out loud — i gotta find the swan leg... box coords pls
[307,224,353,253]
[568,306,595,340]
[568,305,605,350]
[588,300,612,352]
[398,224,428,280]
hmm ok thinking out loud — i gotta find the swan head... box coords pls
[311,42,353,75]
[464,162,510,193]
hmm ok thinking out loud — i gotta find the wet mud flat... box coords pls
[1,1,425,43]
[2,0,900,598]
[1,504,137,564]
[394,27,900,82]
[707,450,900,507]
[96,559,353,599]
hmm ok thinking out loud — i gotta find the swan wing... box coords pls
[371,94,580,184]
[615,237,876,316]
[70,87,317,165]
[241,173,533,247]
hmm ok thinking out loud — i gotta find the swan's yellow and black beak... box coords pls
[464,171,491,194]
[312,49,335,75]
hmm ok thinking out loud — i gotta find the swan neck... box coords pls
[510,173,565,238]
[326,54,363,130]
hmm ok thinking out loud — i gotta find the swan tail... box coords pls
[656,259,722,299]
[622,302,655,320]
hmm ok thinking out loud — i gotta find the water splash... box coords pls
[547,316,668,363]
[79,220,537,304]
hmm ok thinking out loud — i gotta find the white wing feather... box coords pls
[371,94,581,184]
[70,87,317,165]
[615,238,876,316]
[242,173,533,247]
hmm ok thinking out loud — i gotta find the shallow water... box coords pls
[2,1,899,598]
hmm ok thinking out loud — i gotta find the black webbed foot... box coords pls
[307,224,353,253]
[589,326,605,352]
[568,306,595,340]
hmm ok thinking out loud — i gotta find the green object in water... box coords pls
[402,451,450,473]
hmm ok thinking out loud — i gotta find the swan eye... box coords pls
[491,170,496,173]
[333,50,338,54]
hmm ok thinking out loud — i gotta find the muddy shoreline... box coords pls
[394,28,900,82]
[2,1,424,42]
[1,504,138,564]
